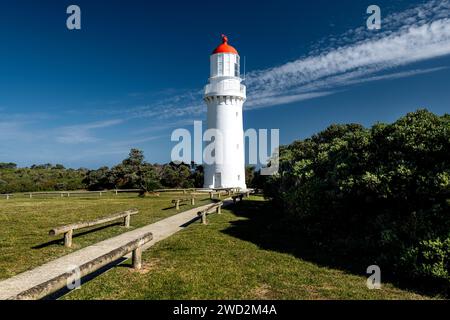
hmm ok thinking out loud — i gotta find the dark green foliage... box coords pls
[82,166,115,191]
[160,161,204,188]
[0,162,17,169]
[160,162,192,188]
[264,109,450,292]
[0,167,85,193]
[190,162,204,188]
[245,166,255,187]
[112,149,161,192]
[84,149,161,192]
[83,151,204,191]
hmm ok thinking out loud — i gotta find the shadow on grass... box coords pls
[45,257,129,300]
[162,197,213,210]
[222,199,447,298]
[32,222,124,249]
[162,203,189,211]
[44,215,204,300]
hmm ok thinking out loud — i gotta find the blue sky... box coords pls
[0,0,449,168]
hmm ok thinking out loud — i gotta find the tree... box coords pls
[263,109,450,290]
[83,167,114,191]
[0,165,85,193]
[245,165,255,187]
[0,163,17,169]
[190,162,204,188]
[111,149,160,192]
[160,162,193,188]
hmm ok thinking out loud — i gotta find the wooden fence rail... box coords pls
[213,188,239,196]
[156,188,196,194]
[197,202,223,225]
[114,189,142,195]
[64,191,107,197]
[49,209,139,247]
[171,196,195,210]
[231,191,251,204]
[10,232,153,300]
[25,191,107,198]
[1,194,13,200]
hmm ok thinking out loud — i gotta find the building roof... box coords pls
[212,35,238,55]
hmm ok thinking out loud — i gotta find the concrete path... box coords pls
[0,201,230,300]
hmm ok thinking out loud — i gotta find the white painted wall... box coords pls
[203,52,247,190]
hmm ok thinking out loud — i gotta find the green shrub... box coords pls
[402,238,450,281]
[264,109,450,292]
[0,167,85,193]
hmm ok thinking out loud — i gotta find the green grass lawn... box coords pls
[0,192,212,280]
[61,196,432,300]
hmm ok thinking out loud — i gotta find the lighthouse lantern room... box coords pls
[203,35,247,190]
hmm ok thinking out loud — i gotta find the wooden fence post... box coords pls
[175,200,180,210]
[124,214,131,228]
[201,212,207,225]
[132,246,142,270]
[191,196,195,205]
[64,229,73,247]
[217,205,221,214]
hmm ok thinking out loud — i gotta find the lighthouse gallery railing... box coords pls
[204,81,246,98]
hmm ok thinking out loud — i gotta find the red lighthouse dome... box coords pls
[212,35,238,55]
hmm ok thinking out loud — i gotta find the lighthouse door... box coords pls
[214,172,222,188]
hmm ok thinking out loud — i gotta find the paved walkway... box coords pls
[0,201,230,300]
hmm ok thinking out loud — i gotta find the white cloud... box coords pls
[124,0,450,117]
[55,119,123,144]
[245,3,450,108]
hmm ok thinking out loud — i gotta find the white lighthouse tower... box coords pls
[203,35,247,190]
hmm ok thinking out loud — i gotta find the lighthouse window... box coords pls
[235,56,240,77]
[238,175,241,181]
[218,55,223,75]
[225,54,230,74]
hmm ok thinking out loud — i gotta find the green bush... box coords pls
[264,109,450,291]
[402,238,450,281]
[0,167,85,193]
[1,150,205,194]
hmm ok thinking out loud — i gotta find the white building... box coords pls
[203,35,247,190]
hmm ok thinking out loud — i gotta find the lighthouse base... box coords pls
[203,183,247,191]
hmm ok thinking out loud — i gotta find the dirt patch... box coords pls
[133,258,162,274]
[251,284,274,299]
[139,192,160,197]
[300,284,329,300]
